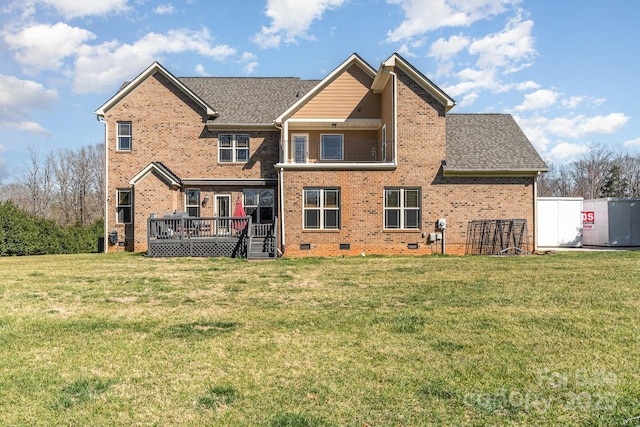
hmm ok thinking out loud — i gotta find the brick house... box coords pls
[95,53,547,256]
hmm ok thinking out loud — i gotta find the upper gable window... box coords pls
[219,134,249,163]
[320,134,343,161]
[117,122,132,151]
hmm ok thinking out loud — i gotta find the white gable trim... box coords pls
[372,53,456,111]
[274,53,376,124]
[95,62,218,117]
[129,162,181,188]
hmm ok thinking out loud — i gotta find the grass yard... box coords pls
[0,251,639,426]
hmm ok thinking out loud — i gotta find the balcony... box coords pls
[278,139,396,170]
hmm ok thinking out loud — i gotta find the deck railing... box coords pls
[149,216,252,240]
[147,215,279,258]
[284,139,394,163]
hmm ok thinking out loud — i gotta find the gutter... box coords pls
[442,168,549,177]
[97,115,108,253]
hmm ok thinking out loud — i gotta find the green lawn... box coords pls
[0,251,639,426]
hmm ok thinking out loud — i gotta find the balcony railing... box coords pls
[284,139,394,164]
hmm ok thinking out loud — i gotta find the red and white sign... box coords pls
[582,211,594,229]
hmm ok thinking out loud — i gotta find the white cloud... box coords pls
[154,4,176,14]
[548,142,590,160]
[239,52,258,74]
[429,34,470,61]
[623,137,640,148]
[35,0,130,18]
[73,28,236,93]
[386,0,521,42]
[2,120,51,136]
[0,75,56,136]
[516,81,540,91]
[468,15,535,72]
[515,89,559,112]
[561,96,584,109]
[546,113,629,138]
[515,113,629,153]
[4,22,96,71]
[457,92,478,108]
[437,14,536,101]
[445,67,500,97]
[253,0,346,49]
[195,64,209,76]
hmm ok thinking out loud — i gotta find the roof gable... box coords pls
[130,162,181,187]
[372,53,456,111]
[95,62,217,117]
[275,53,377,123]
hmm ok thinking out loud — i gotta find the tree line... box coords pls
[538,145,640,199]
[0,144,104,255]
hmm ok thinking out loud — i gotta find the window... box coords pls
[219,134,249,163]
[320,134,343,160]
[243,189,274,223]
[384,188,421,229]
[185,189,200,217]
[116,189,132,224]
[117,122,132,151]
[303,188,340,230]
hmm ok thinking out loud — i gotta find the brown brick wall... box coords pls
[104,71,279,252]
[105,66,536,256]
[280,67,535,257]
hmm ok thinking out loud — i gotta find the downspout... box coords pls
[98,115,108,253]
[274,121,286,255]
[389,70,398,167]
[279,167,285,255]
[533,171,539,253]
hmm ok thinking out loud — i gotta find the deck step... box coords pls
[248,237,276,260]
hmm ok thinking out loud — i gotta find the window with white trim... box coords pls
[384,188,421,229]
[219,134,249,163]
[185,189,200,217]
[320,134,343,160]
[116,189,132,224]
[303,188,340,229]
[117,122,132,151]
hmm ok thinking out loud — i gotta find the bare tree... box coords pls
[18,147,55,218]
[615,153,640,197]
[569,145,612,199]
[6,144,104,226]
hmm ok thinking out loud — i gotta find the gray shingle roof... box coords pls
[445,114,548,173]
[178,77,320,125]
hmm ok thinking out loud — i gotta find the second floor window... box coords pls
[384,188,421,229]
[185,189,200,217]
[320,134,343,160]
[116,189,132,224]
[117,122,132,151]
[219,134,249,163]
[303,188,340,230]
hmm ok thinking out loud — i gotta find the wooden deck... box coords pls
[147,216,277,259]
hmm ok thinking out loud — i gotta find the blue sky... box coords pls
[1,0,639,182]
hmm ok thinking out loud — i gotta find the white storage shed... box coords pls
[582,198,640,246]
[537,197,583,247]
